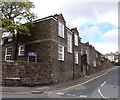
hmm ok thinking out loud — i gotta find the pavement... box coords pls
[1,66,117,95]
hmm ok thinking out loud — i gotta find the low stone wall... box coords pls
[2,61,52,86]
[2,60,114,86]
[86,61,113,75]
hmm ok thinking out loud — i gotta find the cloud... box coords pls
[101,29,118,45]
[81,27,118,54]
[71,18,88,28]
[30,0,118,28]
[91,42,118,54]
[57,2,118,28]
[80,25,102,41]
[97,12,118,26]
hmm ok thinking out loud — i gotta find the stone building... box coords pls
[2,14,113,86]
[81,42,97,75]
[81,42,112,75]
[2,14,82,86]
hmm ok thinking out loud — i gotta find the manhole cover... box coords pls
[113,87,117,88]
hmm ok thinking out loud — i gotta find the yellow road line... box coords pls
[1,67,115,94]
[1,92,32,94]
[46,68,114,93]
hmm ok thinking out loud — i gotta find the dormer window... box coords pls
[58,21,64,38]
[74,34,78,46]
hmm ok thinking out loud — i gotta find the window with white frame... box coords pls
[67,33,72,53]
[99,62,101,65]
[86,49,89,54]
[58,21,64,38]
[1,39,3,45]
[96,53,98,57]
[86,49,90,64]
[81,50,83,55]
[87,56,90,64]
[58,45,64,61]
[18,45,25,56]
[8,38,12,42]
[74,52,78,64]
[5,47,12,60]
[93,61,96,67]
[74,34,78,46]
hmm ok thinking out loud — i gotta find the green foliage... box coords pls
[0,0,37,36]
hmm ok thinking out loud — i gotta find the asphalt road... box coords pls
[2,66,119,99]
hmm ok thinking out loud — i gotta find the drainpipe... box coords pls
[73,52,74,79]
[73,34,75,79]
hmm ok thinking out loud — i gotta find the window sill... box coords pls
[74,44,78,46]
[58,59,64,62]
[58,35,64,39]
[18,55,25,56]
[5,60,14,62]
[67,51,72,54]
[74,63,78,65]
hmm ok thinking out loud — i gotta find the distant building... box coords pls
[81,42,105,75]
[104,52,119,63]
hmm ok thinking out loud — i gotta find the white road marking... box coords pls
[67,94,72,96]
[72,94,75,96]
[98,88,105,98]
[101,81,106,87]
[45,92,52,94]
[56,92,64,95]
[80,95,87,98]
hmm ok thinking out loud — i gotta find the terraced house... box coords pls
[2,14,82,86]
[81,42,112,75]
[2,14,113,86]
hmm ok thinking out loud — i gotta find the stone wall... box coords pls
[2,61,52,86]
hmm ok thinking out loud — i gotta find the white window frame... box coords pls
[74,34,78,46]
[8,38,12,42]
[74,52,78,64]
[99,62,101,65]
[18,45,25,56]
[58,21,64,38]
[93,60,96,67]
[96,53,98,57]
[1,39,3,45]
[5,47,12,61]
[86,49,90,64]
[81,50,83,55]
[67,33,72,53]
[58,44,64,61]
[86,49,89,54]
[87,57,90,64]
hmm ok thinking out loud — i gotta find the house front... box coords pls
[2,14,82,86]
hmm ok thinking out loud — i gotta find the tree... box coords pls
[0,0,37,60]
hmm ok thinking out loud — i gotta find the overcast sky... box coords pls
[30,0,119,54]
